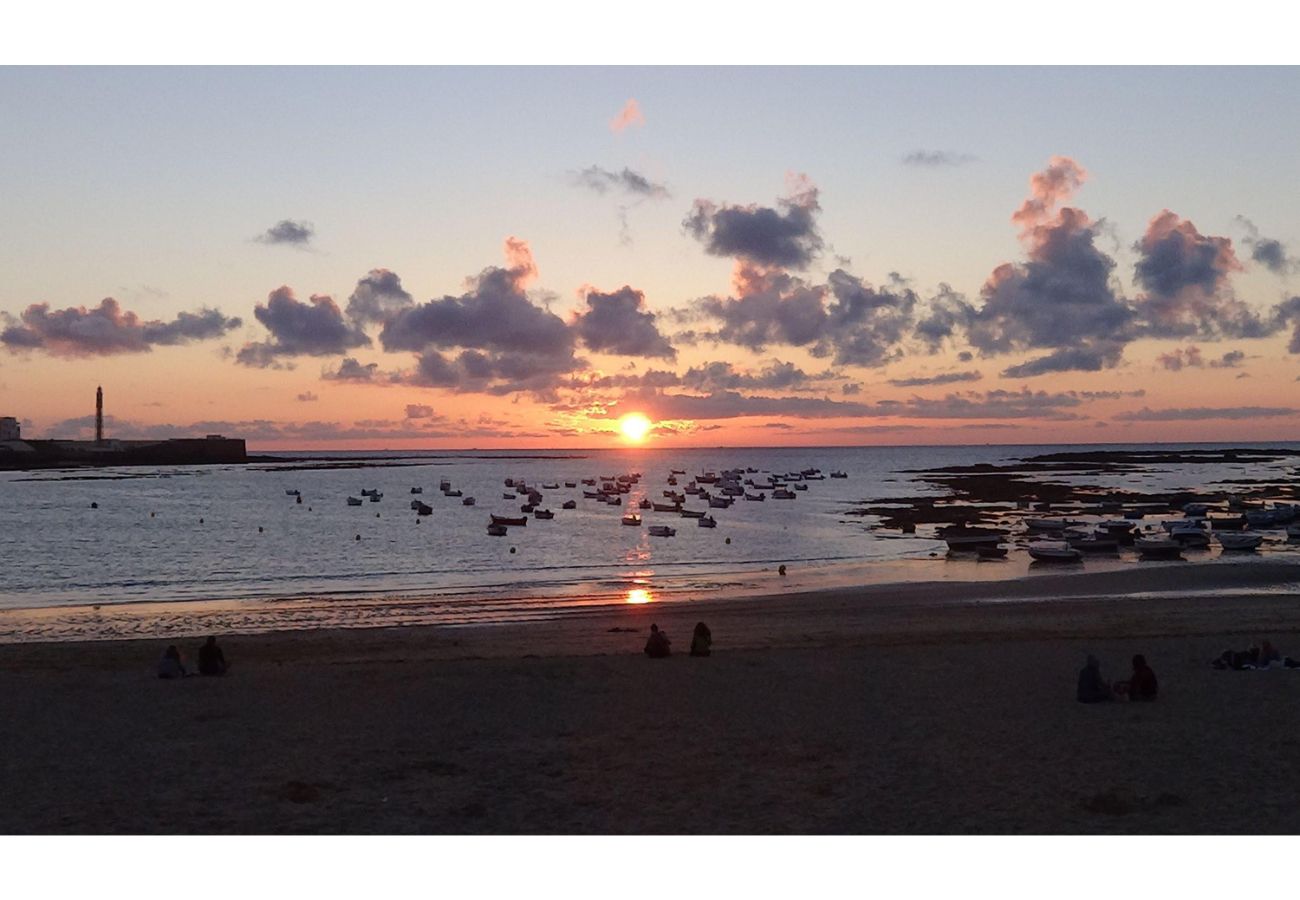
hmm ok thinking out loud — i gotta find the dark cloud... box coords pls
[1000,342,1125,378]
[913,284,974,351]
[296,391,318,402]
[236,287,370,367]
[818,270,918,366]
[888,370,982,388]
[1276,297,1300,353]
[1133,211,1260,338]
[323,357,382,382]
[346,269,413,326]
[683,175,823,269]
[1156,346,1247,371]
[46,415,546,443]
[572,286,676,360]
[255,219,314,248]
[902,150,976,167]
[404,404,436,420]
[1,298,241,357]
[401,348,581,400]
[572,166,669,199]
[841,383,862,396]
[679,360,827,393]
[1114,406,1295,422]
[1235,216,1295,275]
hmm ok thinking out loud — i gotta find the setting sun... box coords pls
[619,413,652,442]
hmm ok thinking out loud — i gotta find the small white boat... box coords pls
[648,525,676,537]
[1027,540,1083,562]
[621,513,642,526]
[1218,532,1264,551]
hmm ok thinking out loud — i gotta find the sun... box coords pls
[618,413,652,442]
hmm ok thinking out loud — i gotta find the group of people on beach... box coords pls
[1077,653,1158,703]
[644,622,712,658]
[157,636,228,679]
[1211,640,1300,670]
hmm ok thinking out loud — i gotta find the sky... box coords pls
[1,66,1298,449]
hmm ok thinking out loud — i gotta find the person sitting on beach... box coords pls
[690,622,712,657]
[1259,641,1281,666]
[1076,654,1112,703]
[157,645,187,680]
[1118,654,1158,701]
[644,624,671,659]
[197,636,228,676]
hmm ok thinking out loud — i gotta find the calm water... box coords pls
[2,443,1298,638]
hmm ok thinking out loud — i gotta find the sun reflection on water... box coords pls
[626,588,653,604]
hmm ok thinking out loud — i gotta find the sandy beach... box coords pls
[3,563,1300,834]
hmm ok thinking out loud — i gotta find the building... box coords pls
[0,417,20,441]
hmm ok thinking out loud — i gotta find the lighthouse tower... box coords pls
[95,386,104,444]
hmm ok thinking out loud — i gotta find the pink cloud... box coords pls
[1011,156,1088,234]
[609,98,645,133]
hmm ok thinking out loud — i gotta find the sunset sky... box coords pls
[2,66,1298,449]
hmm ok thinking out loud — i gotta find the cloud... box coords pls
[1011,155,1087,233]
[1114,406,1295,422]
[345,269,413,326]
[404,404,435,419]
[902,150,977,167]
[1,298,241,357]
[1132,211,1260,338]
[1000,342,1125,378]
[888,370,982,387]
[572,286,676,360]
[1156,346,1246,371]
[1236,216,1295,275]
[683,175,823,269]
[296,391,318,402]
[572,166,668,199]
[1277,296,1300,353]
[323,357,382,382]
[913,284,974,351]
[45,415,544,443]
[254,219,314,248]
[680,360,828,393]
[610,98,645,133]
[236,287,371,367]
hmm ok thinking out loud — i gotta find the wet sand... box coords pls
[3,563,1300,833]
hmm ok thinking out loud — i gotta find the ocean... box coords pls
[2,442,1297,641]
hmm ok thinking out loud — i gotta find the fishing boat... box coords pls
[487,523,508,536]
[1024,517,1084,532]
[542,483,559,490]
[653,502,681,512]
[606,496,622,506]
[680,508,706,519]
[413,502,433,516]
[410,487,423,494]
[444,489,463,497]
[709,497,733,508]
[745,492,765,501]
[564,481,577,488]
[938,525,1008,550]
[793,483,808,492]
[491,515,528,527]
[698,515,717,528]
[462,496,476,506]
[648,525,676,537]
[772,489,796,500]
[1135,535,1182,558]
[639,498,652,509]
[439,480,451,492]
[1169,527,1211,549]
[346,496,363,506]
[285,489,300,496]
[830,471,847,479]
[1218,532,1264,551]
[1027,540,1083,562]
[360,489,380,497]
[562,500,577,510]
[1288,523,1300,540]
[621,513,642,526]
[533,509,555,520]
[369,493,382,502]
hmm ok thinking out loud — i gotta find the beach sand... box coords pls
[3,564,1300,834]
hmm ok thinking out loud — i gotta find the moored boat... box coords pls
[1218,532,1264,551]
[648,525,676,537]
[621,513,642,526]
[1027,540,1083,562]
[698,515,717,528]
[491,515,527,527]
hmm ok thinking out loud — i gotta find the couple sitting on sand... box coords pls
[157,636,229,679]
[1077,653,1157,703]
[644,622,712,658]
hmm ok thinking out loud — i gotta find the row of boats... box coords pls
[941,501,1300,562]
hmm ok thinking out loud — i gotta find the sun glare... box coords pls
[619,413,652,443]
[626,588,653,605]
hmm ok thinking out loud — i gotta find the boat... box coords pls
[346,496,363,506]
[830,471,847,479]
[360,489,380,497]
[410,487,423,495]
[698,515,717,528]
[653,502,681,512]
[462,497,476,506]
[793,483,808,492]
[487,523,508,536]
[368,493,382,502]
[1288,523,1300,540]
[1169,528,1211,549]
[680,508,706,519]
[648,525,676,537]
[745,492,765,501]
[561,500,577,510]
[670,469,686,475]
[285,489,300,496]
[520,504,535,513]
[533,509,555,520]
[1135,536,1182,558]
[607,496,622,506]
[639,498,652,509]
[413,502,433,516]
[939,525,1008,550]
[583,490,602,499]
[444,489,463,497]
[772,489,796,500]
[1218,532,1264,551]
[1027,541,1083,562]
[581,478,596,486]
[502,492,516,500]
[439,480,451,492]
[976,545,1008,559]
[491,515,528,527]
[667,477,678,486]
[564,481,577,488]
[621,514,642,526]
[709,497,733,508]
[1024,517,1084,532]
[542,483,559,490]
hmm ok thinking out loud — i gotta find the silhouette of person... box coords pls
[690,621,712,657]
[644,624,671,658]
[1076,654,1112,703]
[157,645,187,679]
[1126,654,1158,701]
[197,636,228,676]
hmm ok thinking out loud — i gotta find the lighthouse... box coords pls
[95,386,104,444]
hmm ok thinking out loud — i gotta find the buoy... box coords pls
[355,534,361,541]
[199,517,204,524]
[150,512,155,518]
[725,537,731,544]
[258,526,264,533]
[778,564,787,576]
[376,512,381,518]
[307,507,312,512]
[90,502,98,509]
[510,547,517,554]
[296,496,302,505]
